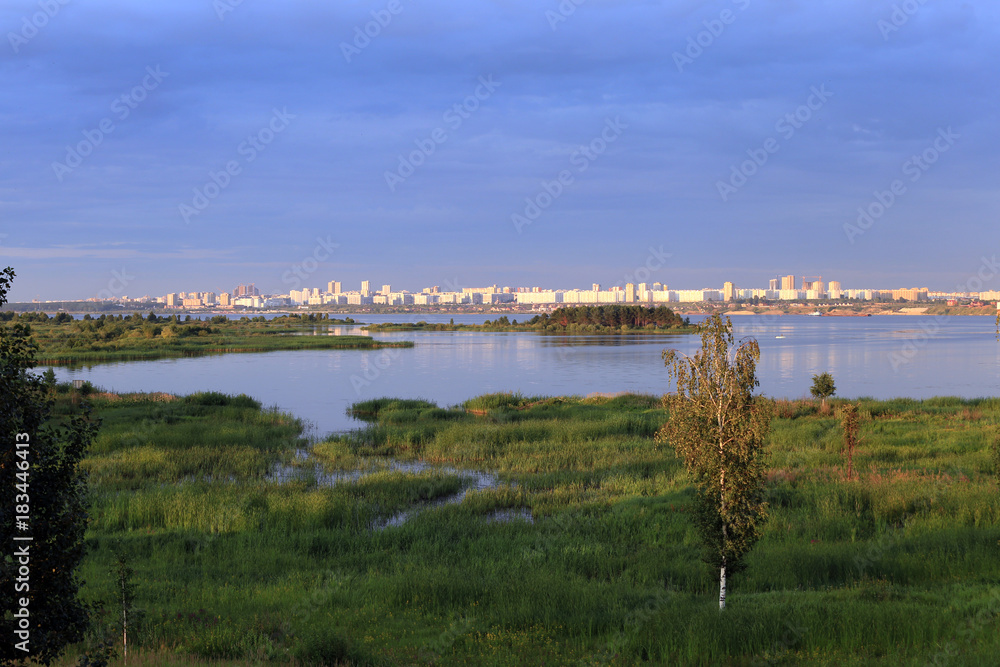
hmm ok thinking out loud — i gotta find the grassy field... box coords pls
[0,312,411,364]
[53,390,1000,665]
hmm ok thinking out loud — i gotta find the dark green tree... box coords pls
[810,372,836,407]
[1,267,99,666]
[655,314,772,610]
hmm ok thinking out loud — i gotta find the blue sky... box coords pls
[2,0,998,302]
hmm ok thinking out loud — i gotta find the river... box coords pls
[47,313,1000,438]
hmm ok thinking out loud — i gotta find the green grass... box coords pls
[2,312,411,365]
[53,392,1000,665]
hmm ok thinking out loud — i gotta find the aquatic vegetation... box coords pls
[0,311,411,364]
[55,390,1000,665]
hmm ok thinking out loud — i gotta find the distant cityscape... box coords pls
[31,274,1000,309]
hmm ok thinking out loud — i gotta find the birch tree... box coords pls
[655,314,772,610]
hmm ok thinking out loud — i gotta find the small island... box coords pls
[363,304,694,334]
[2,311,412,365]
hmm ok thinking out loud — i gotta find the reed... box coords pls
[53,391,1000,665]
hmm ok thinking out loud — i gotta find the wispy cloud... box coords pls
[0,246,235,260]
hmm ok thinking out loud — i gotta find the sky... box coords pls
[1,0,998,302]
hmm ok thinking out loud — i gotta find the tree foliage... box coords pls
[654,314,772,609]
[1,267,99,666]
[530,305,689,330]
[810,372,836,406]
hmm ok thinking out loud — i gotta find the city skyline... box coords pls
[22,273,1000,309]
[3,2,999,302]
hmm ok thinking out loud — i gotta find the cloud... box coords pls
[0,245,234,260]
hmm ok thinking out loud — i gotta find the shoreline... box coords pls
[8,308,999,318]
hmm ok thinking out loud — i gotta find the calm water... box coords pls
[47,314,1000,438]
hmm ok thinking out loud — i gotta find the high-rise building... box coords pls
[723,282,735,302]
[328,281,342,294]
[361,281,371,297]
[218,292,231,306]
[781,275,796,291]
[381,284,391,295]
[653,282,662,291]
[592,283,601,292]
[625,283,636,303]
[233,283,259,297]
[769,278,780,291]
[801,276,823,292]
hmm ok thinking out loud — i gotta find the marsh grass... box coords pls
[15,315,412,365]
[57,390,1000,665]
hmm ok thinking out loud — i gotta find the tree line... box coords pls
[527,305,690,330]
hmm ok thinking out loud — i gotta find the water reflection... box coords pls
[47,314,1000,437]
[268,454,526,530]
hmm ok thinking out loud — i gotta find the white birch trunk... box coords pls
[719,564,727,610]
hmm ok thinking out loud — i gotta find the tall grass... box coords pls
[57,391,1000,665]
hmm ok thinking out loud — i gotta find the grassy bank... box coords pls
[58,391,1000,665]
[1,312,411,364]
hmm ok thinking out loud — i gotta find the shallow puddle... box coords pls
[268,452,532,529]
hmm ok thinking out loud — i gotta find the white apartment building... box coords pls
[779,289,805,300]
[516,291,563,305]
[346,294,372,305]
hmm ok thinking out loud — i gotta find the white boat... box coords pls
[809,310,823,316]
[775,335,785,339]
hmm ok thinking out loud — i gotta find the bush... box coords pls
[185,392,261,410]
[293,625,366,666]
